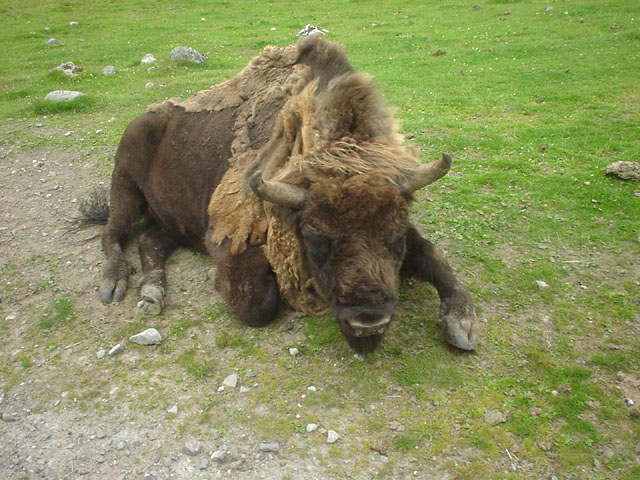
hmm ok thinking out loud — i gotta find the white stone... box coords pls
[45,38,59,46]
[129,328,162,345]
[96,349,106,359]
[536,280,549,289]
[327,430,340,444]
[168,46,207,64]
[108,343,124,356]
[307,386,317,392]
[167,404,178,414]
[44,90,86,102]
[103,65,117,76]
[288,347,299,356]
[306,423,318,433]
[141,53,157,65]
[223,373,238,388]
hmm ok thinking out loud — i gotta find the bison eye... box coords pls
[304,231,331,268]
[391,235,406,259]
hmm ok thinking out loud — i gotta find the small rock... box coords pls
[536,280,549,289]
[143,474,154,480]
[327,430,341,444]
[540,143,548,151]
[530,407,543,416]
[625,398,635,406]
[69,21,78,25]
[96,349,106,360]
[1,412,18,422]
[557,383,571,394]
[353,353,364,361]
[108,343,124,356]
[307,385,317,392]
[239,386,250,393]
[484,410,507,425]
[167,404,178,414]
[183,440,201,456]
[116,440,126,450]
[103,65,117,76]
[211,445,227,462]
[95,129,104,135]
[54,62,83,76]
[162,456,172,467]
[129,328,162,345]
[259,442,280,453]
[604,161,640,182]
[168,46,207,64]
[609,23,620,30]
[141,53,157,65]
[545,6,554,11]
[288,347,299,356]
[196,457,209,470]
[404,133,416,140]
[223,373,238,388]
[144,82,155,89]
[296,24,329,37]
[45,38,59,46]
[431,49,447,57]
[5,313,17,321]
[44,90,86,102]
[616,371,626,381]
[306,423,318,433]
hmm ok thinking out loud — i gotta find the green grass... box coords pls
[0,1,638,478]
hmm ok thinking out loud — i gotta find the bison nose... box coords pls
[346,314,392,337]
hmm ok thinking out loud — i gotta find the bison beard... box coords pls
[92,36,479,353]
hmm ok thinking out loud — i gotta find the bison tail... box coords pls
[64,188,109,238]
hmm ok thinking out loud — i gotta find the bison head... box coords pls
[249,152,451,352]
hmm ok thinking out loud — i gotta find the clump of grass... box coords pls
[38,297,76,329]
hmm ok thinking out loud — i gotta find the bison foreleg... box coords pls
[136,229,177,315]
[401,225,479,351]
[208,240,281,327]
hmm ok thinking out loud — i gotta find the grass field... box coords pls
[1,1,639,479]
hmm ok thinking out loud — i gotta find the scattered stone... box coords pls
[168,46,207,64]
[5,313,17,321]
[196,457,209,470]
[141,53,157,65]
[307,385,317,392]
[162,456,172,467]
[625,398,635,406]
[327,430,341,444]
[96,129,104,135]
[44,90,86,102]
[404,133,415,140]
[69,21,79,26]
[167,404,178,414]
[604,161,640,182]
[1,412,18,422]
[108,343,124,356]
[306,423,318,433]
[296,24,329,37]
[545,6,553,11]
[144,82,155,89]
[223,373,238,388]
[536,280,549,289]
[431,49,447,57]
[116,440,126,450]
[540,143,548,151]
[103,65,117,76]
[240,386,250,393]
[530,407,543,416]
[183,440,201,456]
[259,442,280,453]
[609,23,620,30]
[211,444,227,462]
[557,383,571,394]
[54,62,84,76]
[45,38,60,46]
[353,353,364,361]
[96,349,106,360]
[288,347,299,356]
[129,328,162,345]
[484,410,507,425]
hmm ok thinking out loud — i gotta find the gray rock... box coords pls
[1,412,18,422]
[536,280,549,289]
[196,457,209,470]
[44,90,86,102]
[211,444,227,462]
[183,440,201,456]
[259,442,280,453]
[168,46,207,64]
[605,161,640,182]
[162,456,172,467]
[484,409,507,425]
[141,53,157,65]
[96,349,106,359]
[54,62,83,76]
[306,423,318,433]
[116,440,126,450]
[167,404,178,414]
[108,343,124,356]
[103,65,117,76]
[327,430,340,444]
[223,373,238,388]
[45,38,60,46]
[129,328,162,345]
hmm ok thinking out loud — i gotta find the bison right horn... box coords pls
[402,153,452,194]
[249,170,307,209]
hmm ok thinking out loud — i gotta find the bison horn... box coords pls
[402,153,452,194]
[248,170,306,209]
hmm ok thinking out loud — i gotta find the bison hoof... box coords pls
[444,318,478,351]
[137,284,164,315]
[99,278,128,304]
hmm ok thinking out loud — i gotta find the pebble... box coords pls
[307,385,317,392]
[306,423,318,433]
[145,82,155,89]
[167,404,178,414]
[1,412,18,422]
[288,347,299,356]
[162,456,172,467]
[141,53,157,65]
[211,444,227,462]
[223,373,238,388]
[116,440,126,450]
[530,407,543,416]
[196,458,209,470]
[44,90,87,102]
[5,313,17,321]
[259,442,280,453]
[96,349,106,359]
[484,410,507,425]
[45,38,60,46]
[54,62,83,77]
[183,440,201,456]
[129,328,162,345]
[168,46,207,64]
[353,353,364,361]
[69,21,78,25]
[296,24,329,37]
[536,280,549,289]
[108,343,124,356]
[625,398,634,406]
[327,430,340,444]
[103,65,117,76]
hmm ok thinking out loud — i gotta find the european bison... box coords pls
[94,36,479,352]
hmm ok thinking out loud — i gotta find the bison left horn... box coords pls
[249,170,307,209]
[402,153,452,194]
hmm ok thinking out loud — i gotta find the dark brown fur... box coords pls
[95,37,479,353]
